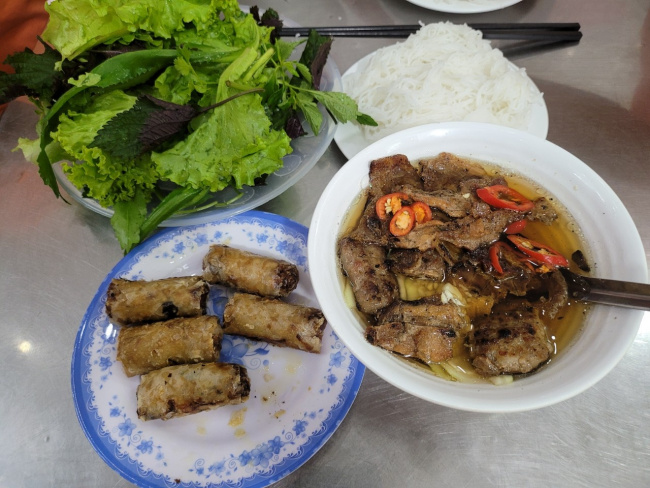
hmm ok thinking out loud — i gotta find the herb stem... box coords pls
[243,47,275,82]
[175,190,244,214]
[199,86,264,113]
[138,186,209,243]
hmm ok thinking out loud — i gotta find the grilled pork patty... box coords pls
[468,308,553,376]
[339,237,399,314]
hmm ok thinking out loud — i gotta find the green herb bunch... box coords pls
[0,0,375,253]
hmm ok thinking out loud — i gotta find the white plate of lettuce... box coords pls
[11,1,359,253]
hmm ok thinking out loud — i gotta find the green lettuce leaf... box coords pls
[52,90,159,207]
[151,17,290,191]
[111,186,148,253]
[152,91,291,191]
[43,0,243,59]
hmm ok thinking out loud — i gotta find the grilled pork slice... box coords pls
[448,262,512,305]
[536,270,569,319]
[468,308,553,376]
[492,270,569,320]
[449,262,500,293]
[457,175,507,197]
[392,209,522,252]
[368,154,422,199]
[398,186,472,218]
[378,298,468,332]
[438,210,526,250]
[346,194,391,246]
[386,248,446,281]
[390,219,444,251]
[419,152,488,192]
[436,241,466,267]
[339,237,399,314]
[366,322,456,363]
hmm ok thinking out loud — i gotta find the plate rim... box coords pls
[70,209,365,488]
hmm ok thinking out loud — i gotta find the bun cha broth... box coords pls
[337,152,591,385]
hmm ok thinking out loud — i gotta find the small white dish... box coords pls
[310,122,646,413]
[405,0,523,14]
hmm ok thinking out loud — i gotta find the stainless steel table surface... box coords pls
[1,0,649,486]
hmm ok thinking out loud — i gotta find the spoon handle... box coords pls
[561,268,650,311]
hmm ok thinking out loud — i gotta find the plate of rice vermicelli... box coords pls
[334,21,547,159]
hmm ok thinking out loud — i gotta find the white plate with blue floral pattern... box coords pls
[71,210,365,487]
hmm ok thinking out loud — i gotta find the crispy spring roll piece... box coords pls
[116,315,223,377]
[136,362,250,421]
[223,293,326,353]
[202,245,299,297]
[106,276,209,326]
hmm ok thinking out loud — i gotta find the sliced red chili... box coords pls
[376,192,409,220]
[505,219,527,234]
[476,185,534,212]
[412,201,433,224]
[389,206,415,236]
[507,235,569,268]
[489,242,508,274]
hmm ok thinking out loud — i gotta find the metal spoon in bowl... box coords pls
[560,268,650,311]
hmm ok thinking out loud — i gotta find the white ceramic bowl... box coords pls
[308,122,647,413]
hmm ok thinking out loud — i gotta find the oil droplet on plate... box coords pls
[228,407,247,428]
[285,362,300,375]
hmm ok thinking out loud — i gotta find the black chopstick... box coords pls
[279,22,581,42]
[469,22,580,31]
[500,39,578,58]
[281,23,580,33]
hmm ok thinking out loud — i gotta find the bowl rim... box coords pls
[308,121,647,413]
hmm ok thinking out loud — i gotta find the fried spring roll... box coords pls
[116,315,223,377]
[106,276,209,326]
[202,245,299,297]
[136,362,250,421]
[223,293,326,353]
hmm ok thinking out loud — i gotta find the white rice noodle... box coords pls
[343,22,543,142]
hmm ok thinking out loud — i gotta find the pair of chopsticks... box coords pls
[279,22,582,42]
